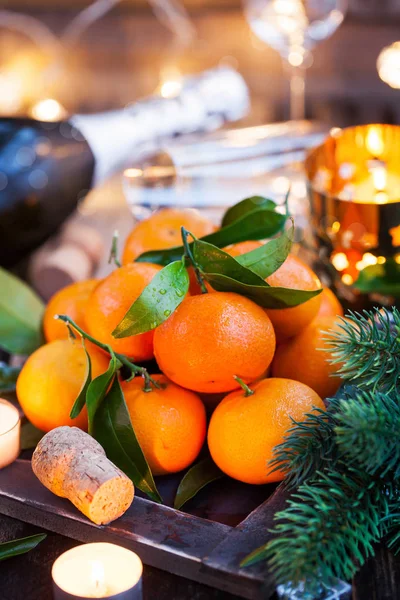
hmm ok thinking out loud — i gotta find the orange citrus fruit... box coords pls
[224,240,263,257]
[85,263,162,361]
[43,279,99,343]
[265,254,322,341]
[16,339,109,433]
[317,286,344,318]
[208,377,324,484]
[271,315,342,399]
[121,374,206,475]
[122,208,216,264]
[154,292,276,394]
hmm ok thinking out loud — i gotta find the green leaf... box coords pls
[0,534,46,562]
[192,236,320,309]
[174,457,224,510]
[0,267,44,354]
[92,377,162,503]
[87,352,119,434]
[202,273,322,309]
[70,341,92,419]
[136,207,286,266]
[0,362,21,393]
[113,261,189,338]
[354,259,400,296]
[221,196,277,227]
[20,422,44,450]
[192,240,269,287]
[236,221,294,279]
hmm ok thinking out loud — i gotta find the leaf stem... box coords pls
[108,230,122,268]
[55,315,161,390]
[234,376,254,397]
[181,227,208,294]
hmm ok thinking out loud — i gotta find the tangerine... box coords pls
[317,286,344,318]
[154,292,276,394]
[271,315,342,399]
[265,254,322,340]
[122,208,216,264]
[208,377,324,484]
[85,263,162,361]
[43,279,99,343]
[16,339,109,433]
[121,374,206,475]
[223,240,263,257]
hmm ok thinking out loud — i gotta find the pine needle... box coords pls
[323,308,400,393]
[269,397,341,489]
[265,467,387,594]
[335,390,400,478]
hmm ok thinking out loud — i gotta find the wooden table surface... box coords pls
[2,511,400,600]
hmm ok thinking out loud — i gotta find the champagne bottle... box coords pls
[0,67,248,267]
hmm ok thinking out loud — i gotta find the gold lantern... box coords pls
[305,124,400,305]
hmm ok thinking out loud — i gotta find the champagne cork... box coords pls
[29,223,104,300]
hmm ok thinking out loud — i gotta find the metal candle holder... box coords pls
[305,124,400,306]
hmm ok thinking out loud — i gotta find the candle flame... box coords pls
[90,560,107,597]
[366,127,385,157]
[371,165,387,192]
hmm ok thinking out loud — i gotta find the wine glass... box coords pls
[244,0,348,120]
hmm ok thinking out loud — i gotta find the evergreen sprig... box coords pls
[244,307,400,594]
[324,308,400,393]
[335,390,400,478]
[269,398,341,489]
[265,467,387,594]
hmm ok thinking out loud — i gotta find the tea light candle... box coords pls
[52,543,143,599]
[0,399,21,469]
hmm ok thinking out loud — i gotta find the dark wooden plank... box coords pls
[202,485,288,600]
[0,460,264,598]
[353,544,400,600]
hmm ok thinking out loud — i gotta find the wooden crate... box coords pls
[0,456,287,599]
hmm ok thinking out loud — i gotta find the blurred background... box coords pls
[1,0,400,126]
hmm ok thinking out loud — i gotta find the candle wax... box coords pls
[52,543,143,599]
[0,399,20,469]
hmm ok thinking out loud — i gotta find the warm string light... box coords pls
[30,98,67,122]
[0,1,195,116]
[377,41,400,89]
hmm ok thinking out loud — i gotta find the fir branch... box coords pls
[335,390,400,478]
[269,398,341,489]
[385,514,400,554]
[265,467,387,594]
[379,483,400,554]
[323,308,400,393]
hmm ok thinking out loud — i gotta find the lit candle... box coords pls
[52,543,143,599]
[0,399,21,469]
[349,126,400,203]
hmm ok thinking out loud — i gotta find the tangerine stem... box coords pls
[181,226,208,294]
[108,230,122,268]
[56,314,161,390]
[234,376,254,397]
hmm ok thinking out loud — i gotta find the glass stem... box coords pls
[283,58,306,121]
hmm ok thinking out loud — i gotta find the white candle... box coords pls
[0,399,20,469]
[52,543,143,599]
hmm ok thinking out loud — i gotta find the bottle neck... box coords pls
[71,110,144,186]
[71,67,249,186]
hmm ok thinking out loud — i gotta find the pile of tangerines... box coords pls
[17,207,344,487]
